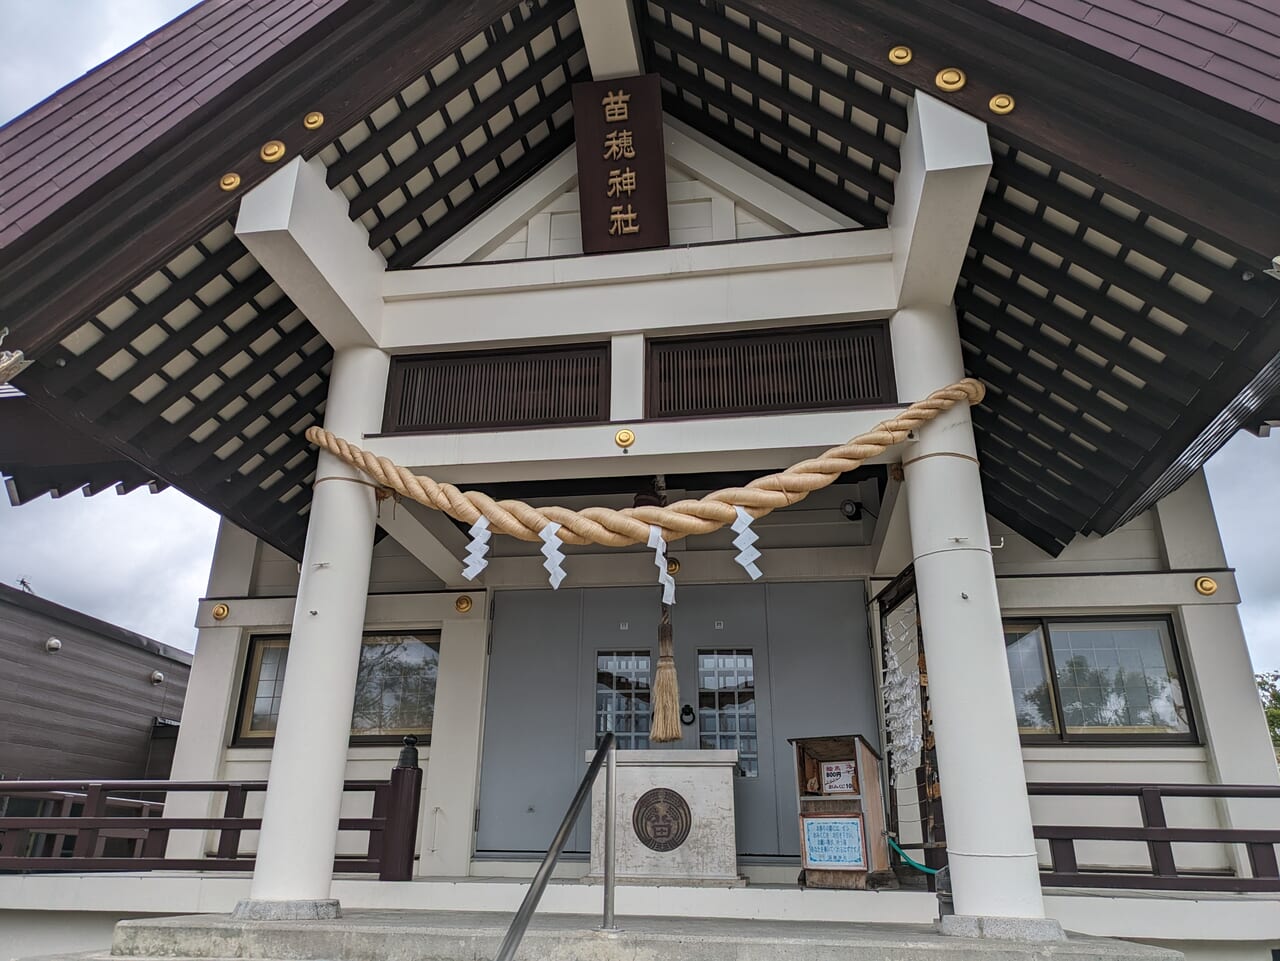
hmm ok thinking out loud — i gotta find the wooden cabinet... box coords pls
[790,734,893,889]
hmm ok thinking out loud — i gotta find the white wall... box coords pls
[1,912,158,960]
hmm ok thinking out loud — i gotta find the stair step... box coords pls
[35,910,1184,961]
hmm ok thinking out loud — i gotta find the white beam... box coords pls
[382,228,895,349]
[376,503,468,588]
[574,0,643,80]
[890,93,991,307]
[362,406,898,483]
[236,156,386,349]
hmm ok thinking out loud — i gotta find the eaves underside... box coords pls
[1,0,1277,561]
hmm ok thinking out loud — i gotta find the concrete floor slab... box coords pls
[83,910,1184,961]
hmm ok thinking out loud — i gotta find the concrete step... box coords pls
[52,910,1182,961]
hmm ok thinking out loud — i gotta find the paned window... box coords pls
[1003,617,1193,742]
[595,651,652,749]
[238,633,440,743]
[698,649,759,777]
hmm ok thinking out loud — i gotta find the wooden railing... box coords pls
[0,738,422,880]
[1028,782,1280,892]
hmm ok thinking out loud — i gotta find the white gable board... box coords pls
[418,116,853,267]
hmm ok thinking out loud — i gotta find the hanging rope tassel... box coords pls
[651,602,681,742]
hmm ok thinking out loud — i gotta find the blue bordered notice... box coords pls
[800,814,867,870]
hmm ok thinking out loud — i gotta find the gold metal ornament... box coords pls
[1194,576,1218,597]
[219,173,241,192]
[989,93,1015,115]
[615,428,636,449]
[260,140,287,163]
[888,45,913,65]
[303,111,325,130]
[455,595,474,614]
[666,557,681,576]
[211,602,231,621]
[935,67,966,92]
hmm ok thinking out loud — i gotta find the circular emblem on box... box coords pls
[632,788,692,853]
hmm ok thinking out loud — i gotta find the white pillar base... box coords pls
[231,899,342,921]
[937,915,1066,943]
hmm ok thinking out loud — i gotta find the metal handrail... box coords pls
[494,733,617,961]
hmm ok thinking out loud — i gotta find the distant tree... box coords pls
[1258,672,1280,756]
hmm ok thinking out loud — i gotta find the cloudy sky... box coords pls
[0,1,1277,670]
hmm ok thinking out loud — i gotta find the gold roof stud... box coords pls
[666,557,681,576]
[615,428,636,449]
[260,140,287,163]
[989,93,1016,115]
[218,172,241,192]
[455,595,474,614]
[303,111,325,130]
[888,45,913,66]
[1194,576,1218,597]
[211,602,231,621]
[935,67,967,92]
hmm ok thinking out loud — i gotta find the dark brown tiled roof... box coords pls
[0,0,350,250]
[988,0,1280,121]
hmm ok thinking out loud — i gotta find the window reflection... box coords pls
[239,633,440,740]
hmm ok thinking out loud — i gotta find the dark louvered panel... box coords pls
[385,344,610,432]
[647,324,895,419]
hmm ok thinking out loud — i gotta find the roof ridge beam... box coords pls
[575,0,644,80]
[236,156,385,350]
[891,92,991,307]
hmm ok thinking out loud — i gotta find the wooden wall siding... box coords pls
[385,345,609,432]
[646,324,894,420]
[0,600,189,780]
[636,0,906,229]
[318,0,589,267]
[18,222,332,557]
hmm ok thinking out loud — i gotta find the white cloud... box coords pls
[0,489,219,651]
[1204,431,1280,673]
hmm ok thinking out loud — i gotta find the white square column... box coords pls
[889,94,1060,939]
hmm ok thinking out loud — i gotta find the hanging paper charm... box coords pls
[731,507,763,580]
[461,516,491,581]
[647,525,676,605]
[539,521,567,589]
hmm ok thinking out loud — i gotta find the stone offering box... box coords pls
[588,749,744,885]
[790,734,894,889]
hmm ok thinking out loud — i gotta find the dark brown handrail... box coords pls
[0,737,423,880]
[1026,781,1280,893]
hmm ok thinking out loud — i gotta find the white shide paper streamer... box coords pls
[647,525,676,605]
[461,516,491,581]
[539,521,567,589]
[731,507,763,580]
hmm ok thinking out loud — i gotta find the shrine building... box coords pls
[0,1,1278,960]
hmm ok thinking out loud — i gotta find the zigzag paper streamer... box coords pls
[731,507,763,580]
[539,521,566,589]
[461,516,491,581]
[647,525,676,605]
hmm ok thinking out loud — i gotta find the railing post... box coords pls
[378,736,423,881]
[602,741,618,932]
[140,802,169,859]
[216,785,248,859]
[1247,842,1279,880]
[1139,787,1177,877]
[72,785,106,859]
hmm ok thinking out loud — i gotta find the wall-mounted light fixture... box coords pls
[45,637,62,653]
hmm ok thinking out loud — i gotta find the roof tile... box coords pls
[0,0,348,250]
[989,0,1280,120]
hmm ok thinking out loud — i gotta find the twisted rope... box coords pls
[305,378,984,547]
